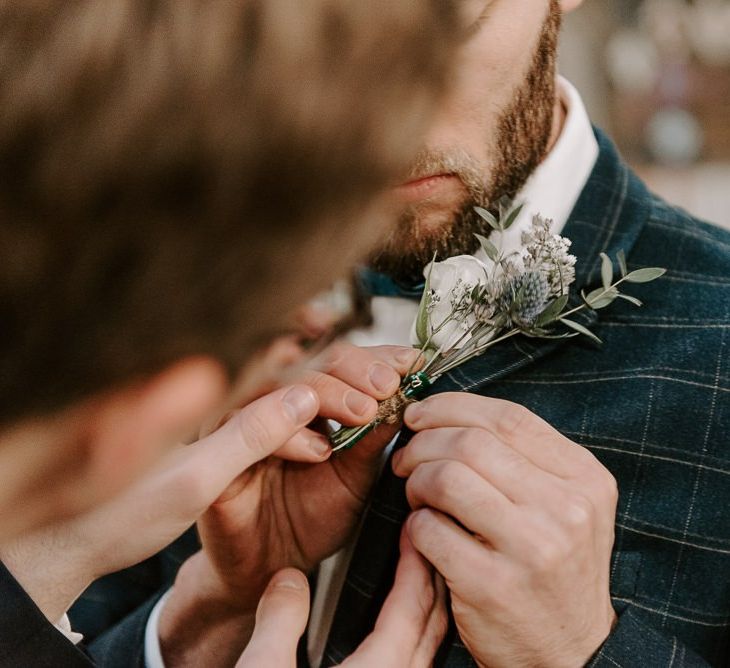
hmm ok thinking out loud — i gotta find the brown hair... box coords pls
[0,0,458,426]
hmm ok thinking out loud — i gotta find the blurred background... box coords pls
[561,0,730,229]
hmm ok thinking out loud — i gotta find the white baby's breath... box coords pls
[415,255,489,350]
[330,200,666,452]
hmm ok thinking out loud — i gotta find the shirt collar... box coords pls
[475,77,599,262]
[348,79,600,348]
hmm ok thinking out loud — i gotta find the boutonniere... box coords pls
[330,201,665,451]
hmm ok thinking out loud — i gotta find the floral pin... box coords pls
[330,201,666,451]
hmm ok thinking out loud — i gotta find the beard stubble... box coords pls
[370,2,562,284]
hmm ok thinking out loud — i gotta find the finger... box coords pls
[236,569,309,668]
[313,343,422,400]
[272,428,332,462]
[343,527,438,666]
[184,385,319,497]
[393,427,565,505]
[406,508,502,604]
[404,394,591,476]
[367,345,426,376]
[410,572,448,668]
[405,460,527,552]
[299,369,379,426]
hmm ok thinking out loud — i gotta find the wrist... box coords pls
[158,552,258,666]
[564,606,619,668]
[0,541,92,623]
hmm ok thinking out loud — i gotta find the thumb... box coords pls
[136,384,320,524]
[191,385,321,481]
[236,569,310,668]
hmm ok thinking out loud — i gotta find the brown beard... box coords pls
[370,1,561,285]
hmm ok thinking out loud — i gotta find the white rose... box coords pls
[411,255,490,351]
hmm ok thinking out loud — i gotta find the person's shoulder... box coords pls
[636,189,730,281]
[648,192,730,243]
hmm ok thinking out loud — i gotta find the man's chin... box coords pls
[370,199,488,284]
[369,222,460,284]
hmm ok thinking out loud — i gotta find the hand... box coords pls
[237,530,447,668]
[197,343,419,603]
[159,343,422,660]
[393,393,618,668]
[0,383,326,623]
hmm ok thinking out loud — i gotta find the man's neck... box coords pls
[545,77,569,158]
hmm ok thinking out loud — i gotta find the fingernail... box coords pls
[396,349,418,366]
[391,449,403,470]
[282,386,317,423]
[345,390,373,417]
[404,401,423,425]
[309,435,331,458]
[369,362,397,393]
[273,576,306,591]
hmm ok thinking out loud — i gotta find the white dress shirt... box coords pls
[135,76,599,668]
[307,76,599,667]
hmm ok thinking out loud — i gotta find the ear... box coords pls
[0,357,227,539]
[82,357,228,504]
[559,0,585,12]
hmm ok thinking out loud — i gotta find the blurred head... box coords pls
[0,0,459,538]
[372,0,585,283]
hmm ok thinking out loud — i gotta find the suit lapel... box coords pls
[322,130,658,668]
[427,128,654,397]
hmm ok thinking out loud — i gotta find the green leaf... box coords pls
[583,287,602,302]
[617,293,643,307]
[474,206,500,232]
[624,267,667,283]
[585,287,619,310]
[502,202,525,231]
[474,233,499,263]
[600,252,613,291]
[497,196,511,222]
[524,330,579,340]
[514,281,527,307]
[560,317,603,344]
[535,294,569,327]
[617,250,628,277]
[415,257,435,345]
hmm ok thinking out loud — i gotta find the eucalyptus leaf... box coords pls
[617,293,643,307]
[584,287,604,302]
[624,267,667,283]
[617,249,628,277]
[502,202,525,231]
[585,287,619,310]
[600,252,613,291]
[561,318,603,344]
[524,331,579,340]
[475,233,499,263]
[474,206,500,232]
[415,258,434,346]
[535,294,569,327]
[497,196,511,222]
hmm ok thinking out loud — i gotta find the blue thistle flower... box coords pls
[500,270,550,327]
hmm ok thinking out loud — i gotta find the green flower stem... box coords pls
[429,328,521,378]
[558,274,633,322]
[329,373,432,452]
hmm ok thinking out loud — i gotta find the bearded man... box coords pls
[308,1,730,666]
[69,1,728,666]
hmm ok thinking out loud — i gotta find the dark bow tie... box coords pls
[357,267,425,300]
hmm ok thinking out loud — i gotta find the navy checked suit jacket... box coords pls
[323,130,730,667]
